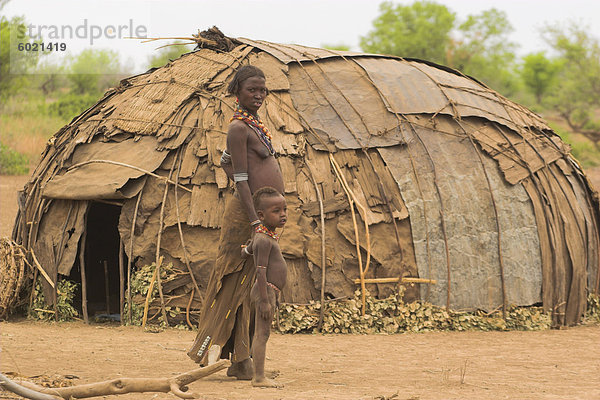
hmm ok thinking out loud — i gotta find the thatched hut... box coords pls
[14,30,599,327]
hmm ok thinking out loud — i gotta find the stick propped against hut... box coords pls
[13,28,600,328]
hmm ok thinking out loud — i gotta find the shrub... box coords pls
[29,278,79,321]
[48,93,98,120]
[0,142,29,175]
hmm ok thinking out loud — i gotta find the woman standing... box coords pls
[187,65,284,380]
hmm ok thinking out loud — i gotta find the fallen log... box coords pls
[0,360,230,399]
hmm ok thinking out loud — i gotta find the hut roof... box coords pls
[15,33,600,327]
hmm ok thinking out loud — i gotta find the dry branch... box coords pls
[2,361,229,400]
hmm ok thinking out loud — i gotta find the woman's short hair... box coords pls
[227,65,266,95]
[253,186,283,210]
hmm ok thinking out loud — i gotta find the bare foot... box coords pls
[252,377,283,388]
[226,358,254,380]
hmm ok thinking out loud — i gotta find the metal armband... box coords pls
[220,149,232,165]
[233,172,248,182]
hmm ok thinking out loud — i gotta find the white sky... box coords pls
[5,0,600,73]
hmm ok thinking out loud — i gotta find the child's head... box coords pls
[253,187,287,229]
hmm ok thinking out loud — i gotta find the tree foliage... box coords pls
[322,43,351,52]
[451,8,519,95]
[67,48,124,94]
[360,2,519,94]
[519,52,561,104]
[544,24,600,146]
[0,15,42,96]
[360,0,455,65]
[146,42,192,70]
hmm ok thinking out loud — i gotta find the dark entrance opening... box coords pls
[69,201,125,320]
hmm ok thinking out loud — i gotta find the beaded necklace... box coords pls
[230,102,275,155]
[255,223,280,241]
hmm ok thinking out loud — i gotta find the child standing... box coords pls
[246,187,287,388]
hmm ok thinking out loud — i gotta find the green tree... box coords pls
[544,24,600,147]
[146,42,192,69]
[322,43,351,51]
[450,8,519,95]
[519,52,560,104]
[0,14,41,96]
[67,48,123,94]
[360,0,455,65]
[36,59,68,95]
[360,2,519,95]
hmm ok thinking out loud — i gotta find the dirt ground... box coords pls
[1,320,599,400]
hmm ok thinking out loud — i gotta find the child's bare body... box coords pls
[247,187,287,388]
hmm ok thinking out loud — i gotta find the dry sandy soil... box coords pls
[1,321,599,400]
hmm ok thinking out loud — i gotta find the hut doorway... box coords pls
[68,201,125,320]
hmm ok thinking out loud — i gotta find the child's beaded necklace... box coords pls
[255,223,280,241]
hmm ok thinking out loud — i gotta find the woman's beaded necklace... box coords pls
[230,102,275,155]
[255,223,280,241]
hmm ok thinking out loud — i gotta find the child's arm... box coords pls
[253,236,273,320]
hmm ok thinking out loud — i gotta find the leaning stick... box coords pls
[352,277,437,284]
[185,287,195,329]
[29,249,54,289]
[304,166,327,331]
[330,154,372,316]
[174,153,202,297]
[155,155,178,326]
[118,240,125,324]
[2,361,230,400]
[127,190,143,325]
[28,267,39,312]
[80,223,89,324]
[66,160,192,193]
[141,257,161,329]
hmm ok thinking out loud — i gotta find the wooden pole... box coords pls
[103,260,110,314]
[28,267,39,313]
[79,226,89,324]
[329,154,370,316]
[154,154,178,326]
[142,259,160,330]
[30,249,55,288]
[118,240,125,324]
[155,256,169,325]
[353,277,437,284]
[174,153,202,297]
[127,191,143,325]
[185,287,194,329]
[305,165,327,331]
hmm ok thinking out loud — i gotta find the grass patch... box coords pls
[0,94,68,168]
[0,142,29,175]
[47,92,99,120]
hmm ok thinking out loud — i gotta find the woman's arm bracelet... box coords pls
[250,219,261,227]
[233,172,248,182]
